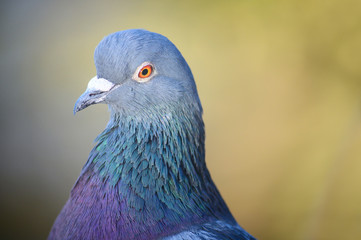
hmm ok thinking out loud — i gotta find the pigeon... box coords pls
[48,29,256,240]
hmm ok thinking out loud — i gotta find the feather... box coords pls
[49,29,255,240]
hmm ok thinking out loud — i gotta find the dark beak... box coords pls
[73,76,116,114]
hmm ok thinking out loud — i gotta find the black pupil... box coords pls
[141,68,149,76]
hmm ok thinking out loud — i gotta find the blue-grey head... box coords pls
[74,29,202,118]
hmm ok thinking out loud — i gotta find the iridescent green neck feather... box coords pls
[79,100,233,229]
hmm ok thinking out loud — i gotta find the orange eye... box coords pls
[138,65,152,78]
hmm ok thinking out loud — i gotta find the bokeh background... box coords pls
[1,0,361,239]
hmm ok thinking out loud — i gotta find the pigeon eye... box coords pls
[133,62,155,82]
[138,65,152,78]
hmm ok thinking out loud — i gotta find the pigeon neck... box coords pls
[75,103,232,238]
[90,102,208,190]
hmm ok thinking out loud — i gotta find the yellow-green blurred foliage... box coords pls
[1,0,360,239]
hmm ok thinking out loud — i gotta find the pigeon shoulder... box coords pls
[163,220,256,240]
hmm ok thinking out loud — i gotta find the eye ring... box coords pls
[132,62,155,82]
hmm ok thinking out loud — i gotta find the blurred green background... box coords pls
[1,0,361,239]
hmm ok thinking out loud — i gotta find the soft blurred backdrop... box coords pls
[1,0,361,239]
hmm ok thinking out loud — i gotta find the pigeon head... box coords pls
[74,29,202,117]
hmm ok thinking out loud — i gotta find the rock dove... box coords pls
[48,29,256,240]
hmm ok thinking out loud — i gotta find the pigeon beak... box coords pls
[74,76,117,114]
